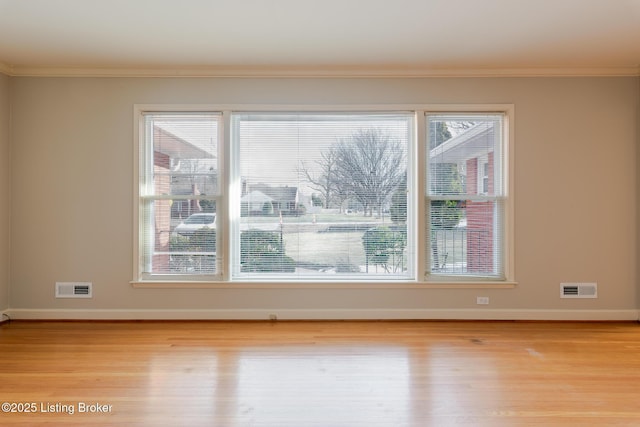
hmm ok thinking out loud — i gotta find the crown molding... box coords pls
[4,64,640,78]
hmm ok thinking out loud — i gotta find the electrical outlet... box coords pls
[476,296,489,305]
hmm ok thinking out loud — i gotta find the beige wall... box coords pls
[7,76,639,319]
[0,72,9,312]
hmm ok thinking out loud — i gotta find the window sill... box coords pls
[131,280,517,289]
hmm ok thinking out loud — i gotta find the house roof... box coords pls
[154,126,215,160]
[249,185,298,203]
[241,190,274,204]
[429,123,495,164]
[0,0,638,77]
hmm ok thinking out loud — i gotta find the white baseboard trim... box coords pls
[5,308,639,321]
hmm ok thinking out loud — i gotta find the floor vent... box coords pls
[55,282,93,298]
[560,283,597,298]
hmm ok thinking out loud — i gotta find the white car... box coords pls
[174,213,216,237]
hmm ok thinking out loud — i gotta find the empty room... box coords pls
[0,0,639,425]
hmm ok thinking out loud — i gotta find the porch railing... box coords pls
[430,228,490,274]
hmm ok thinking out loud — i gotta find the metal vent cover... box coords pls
[55,282,93,298]
[560,283,597,298]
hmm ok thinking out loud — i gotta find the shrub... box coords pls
[169,228,216,252]
[189,227,216,252]
[362,226,407,273]
[169,228,216,273]
[240,229,295,272]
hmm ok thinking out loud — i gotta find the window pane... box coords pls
[429,200,501,277]
[146,114,219,197]
[426,113,505,279]
[143,199,217,275]
[234,113,412,278]
[427,116,502,197]
[140,112,220,278]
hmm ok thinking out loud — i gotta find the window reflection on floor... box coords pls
[422,345,501,421]
[142,341,502,425]
[236,347,410,425]
[145,351,219,420]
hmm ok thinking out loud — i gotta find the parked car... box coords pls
[174,213,216,236]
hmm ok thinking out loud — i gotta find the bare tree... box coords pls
[299,146,340,209]
[333,129,405,217]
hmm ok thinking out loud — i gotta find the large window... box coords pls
[134,106,512,284]
[232,113,412,279]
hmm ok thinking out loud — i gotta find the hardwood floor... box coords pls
[0,320,639,426]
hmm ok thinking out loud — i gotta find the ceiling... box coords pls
[1,0,639,77]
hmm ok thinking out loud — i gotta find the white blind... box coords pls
[233,112,412,279]
[141,113,220,277]
[426,114,504,278]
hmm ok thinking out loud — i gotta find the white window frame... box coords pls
[423,108,514,284]
[229,111,416,282]
[133,106,225,282]
[132,104,515,288]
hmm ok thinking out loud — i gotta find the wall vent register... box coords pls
[55,282,93,298]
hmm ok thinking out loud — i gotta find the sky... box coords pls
[236,114,411,195]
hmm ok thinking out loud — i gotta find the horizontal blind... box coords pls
[426,114,504,278]
[233,113,413,279]
[141,113,220,277]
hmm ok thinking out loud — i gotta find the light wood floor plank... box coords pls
[0,320,639,426]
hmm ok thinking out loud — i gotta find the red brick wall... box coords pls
[465,153,494,273]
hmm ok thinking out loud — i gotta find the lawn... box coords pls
[242,212,408,274]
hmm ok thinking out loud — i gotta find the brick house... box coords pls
[244,184,301,216]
